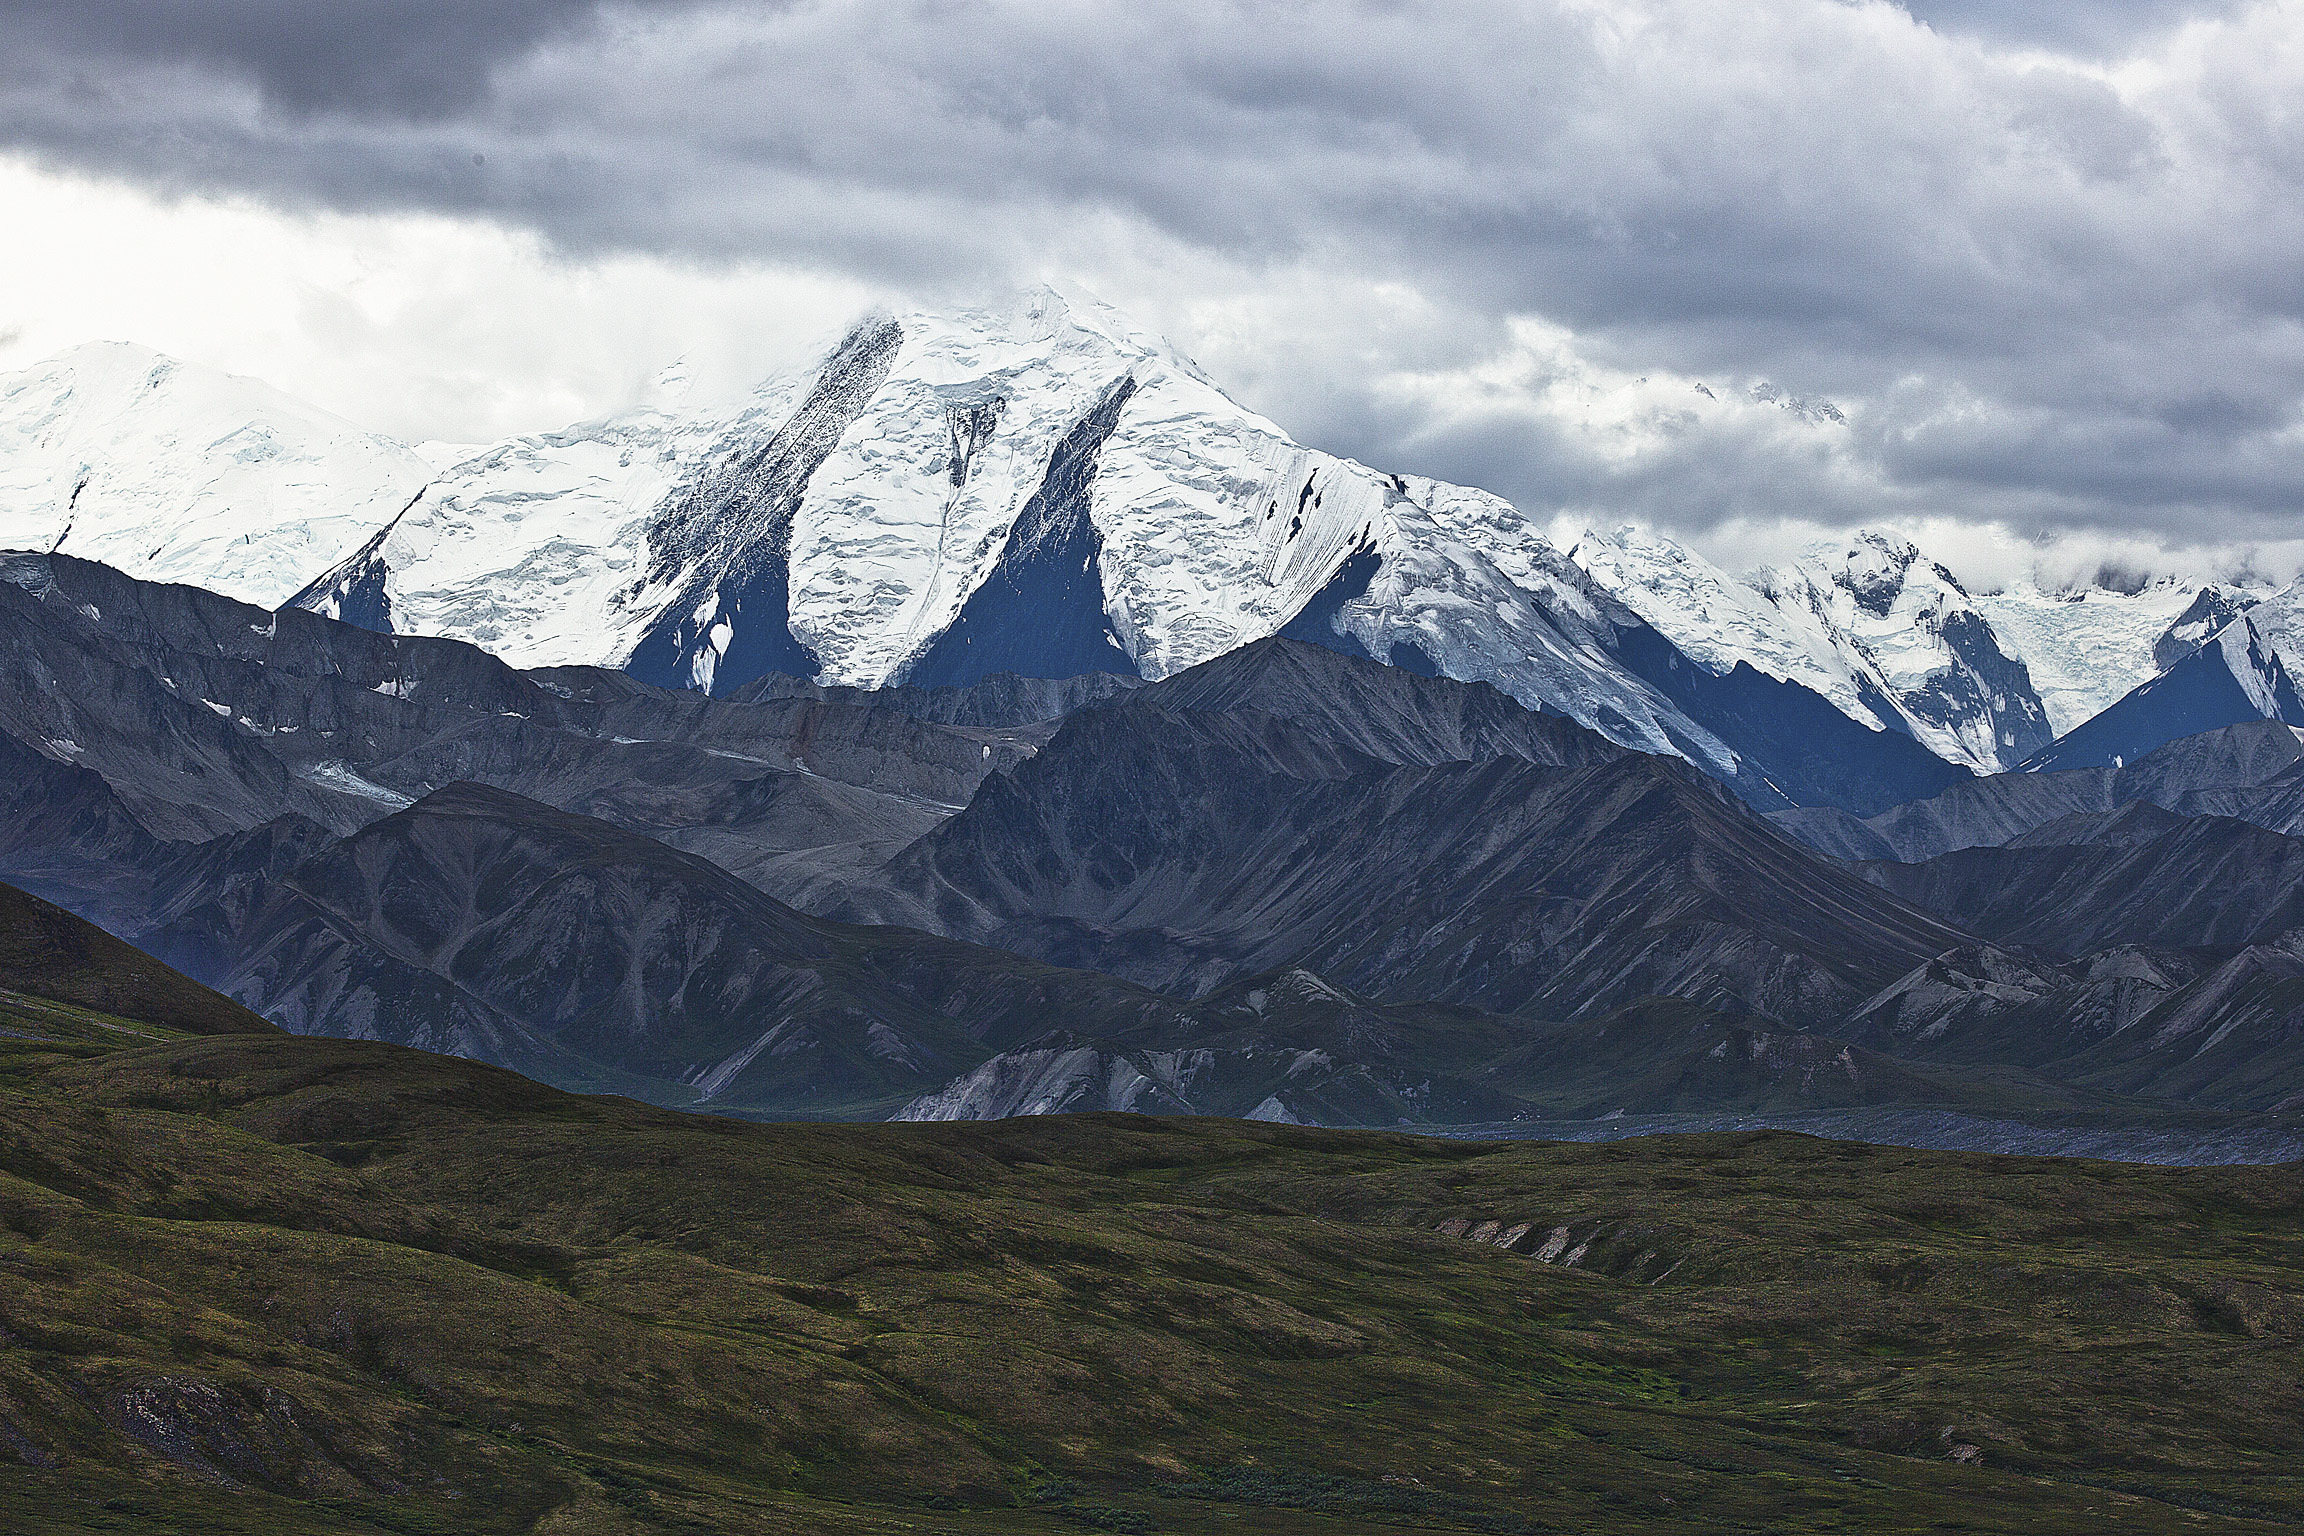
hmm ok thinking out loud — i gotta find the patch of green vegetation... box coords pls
[1168,1464,1536,1530]
[0,1029,2299,1534]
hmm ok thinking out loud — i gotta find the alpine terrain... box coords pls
[2,293,2304,1536]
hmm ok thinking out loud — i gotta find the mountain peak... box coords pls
[2018,613,2304,773]
[887,283,1225,397]
[1816,528,1927,610]
[0,340,432,610]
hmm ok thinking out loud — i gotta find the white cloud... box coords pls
[0,156,871,442]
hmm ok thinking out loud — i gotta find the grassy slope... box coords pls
[0,1024,2299,1535]
[0,883,274,1039]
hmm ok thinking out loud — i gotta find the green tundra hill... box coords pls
[0,882,273,1041]
[0,1011,2301,1535]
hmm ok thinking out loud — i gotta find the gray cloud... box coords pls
[1897,0,2245,53]
[0,0,710,117]
[6,0,2304,565]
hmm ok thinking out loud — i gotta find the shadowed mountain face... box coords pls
[1770,718,2304,863]
[18,549,2304,1128]
[1599,622,1977,816]
[897,376,1142,688]
[0,580,2021,1121]
[125,775,2040,1127]
[0,551,1060,910]
[2053,932,2304,1111]
[852,659,1973,1027]
[1274,546,1979,815]
[1834,937,2304,1114]
[151,781,1204,1118]
[898,983,2102,1126]
[1124,635,1625,771]
[896,968,1538,1126]
[1858,806,2304,956]
[2017,617,2304,775]
[728,666,1142,726]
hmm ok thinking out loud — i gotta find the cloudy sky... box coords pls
[4,0,2301,585]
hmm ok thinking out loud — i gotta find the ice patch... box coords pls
[1246,1094,1303,1124]
[296,761,415,809]
[692,1021,789,1102]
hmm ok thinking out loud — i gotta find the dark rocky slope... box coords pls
[150,782,1198,1117]
[1771,717,2304,861]
[0,551,1062,906]
[1858,805,2304,955]
[857,691,1974,1026]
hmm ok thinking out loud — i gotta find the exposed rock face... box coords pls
[2156,586,2263,671]
[730,668,1142,727]
[1835,932,2304,1112]
[1769,719,2304,862]
[2072,933,2304,1110]
[1430,1216,1687,1283]
[622,317,906,693]
[891,1036,1195,1121]
[1837,944,2201,1067]
[893,968,1534,1126]
[0,560,2015,1123]
[854,661,1972,1026]
[107,1377,370,1495]
[1125,636,1624,772]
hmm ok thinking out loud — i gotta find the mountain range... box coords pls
[4,294,2304,1141]
[11,290,2297,797]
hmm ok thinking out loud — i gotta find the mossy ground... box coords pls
[1,1021,2299,1533]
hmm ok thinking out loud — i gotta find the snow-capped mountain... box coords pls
[1973,579,2268,738]
[0,342,431,607]
[1748,532,2054,771]
[1564,527,2296,774]
[2017,615,2304,773]
[1574,525,2051,772]
[13,291,2293,805]
[293,288,1770,774]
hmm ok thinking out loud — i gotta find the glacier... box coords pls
[0,342,432,608]
[1976,579,2269,738]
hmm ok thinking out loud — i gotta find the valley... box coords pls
[4,293,2304,1530]
[2,991,2302,1534]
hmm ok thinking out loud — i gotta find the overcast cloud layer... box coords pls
[5,0,2304,585]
